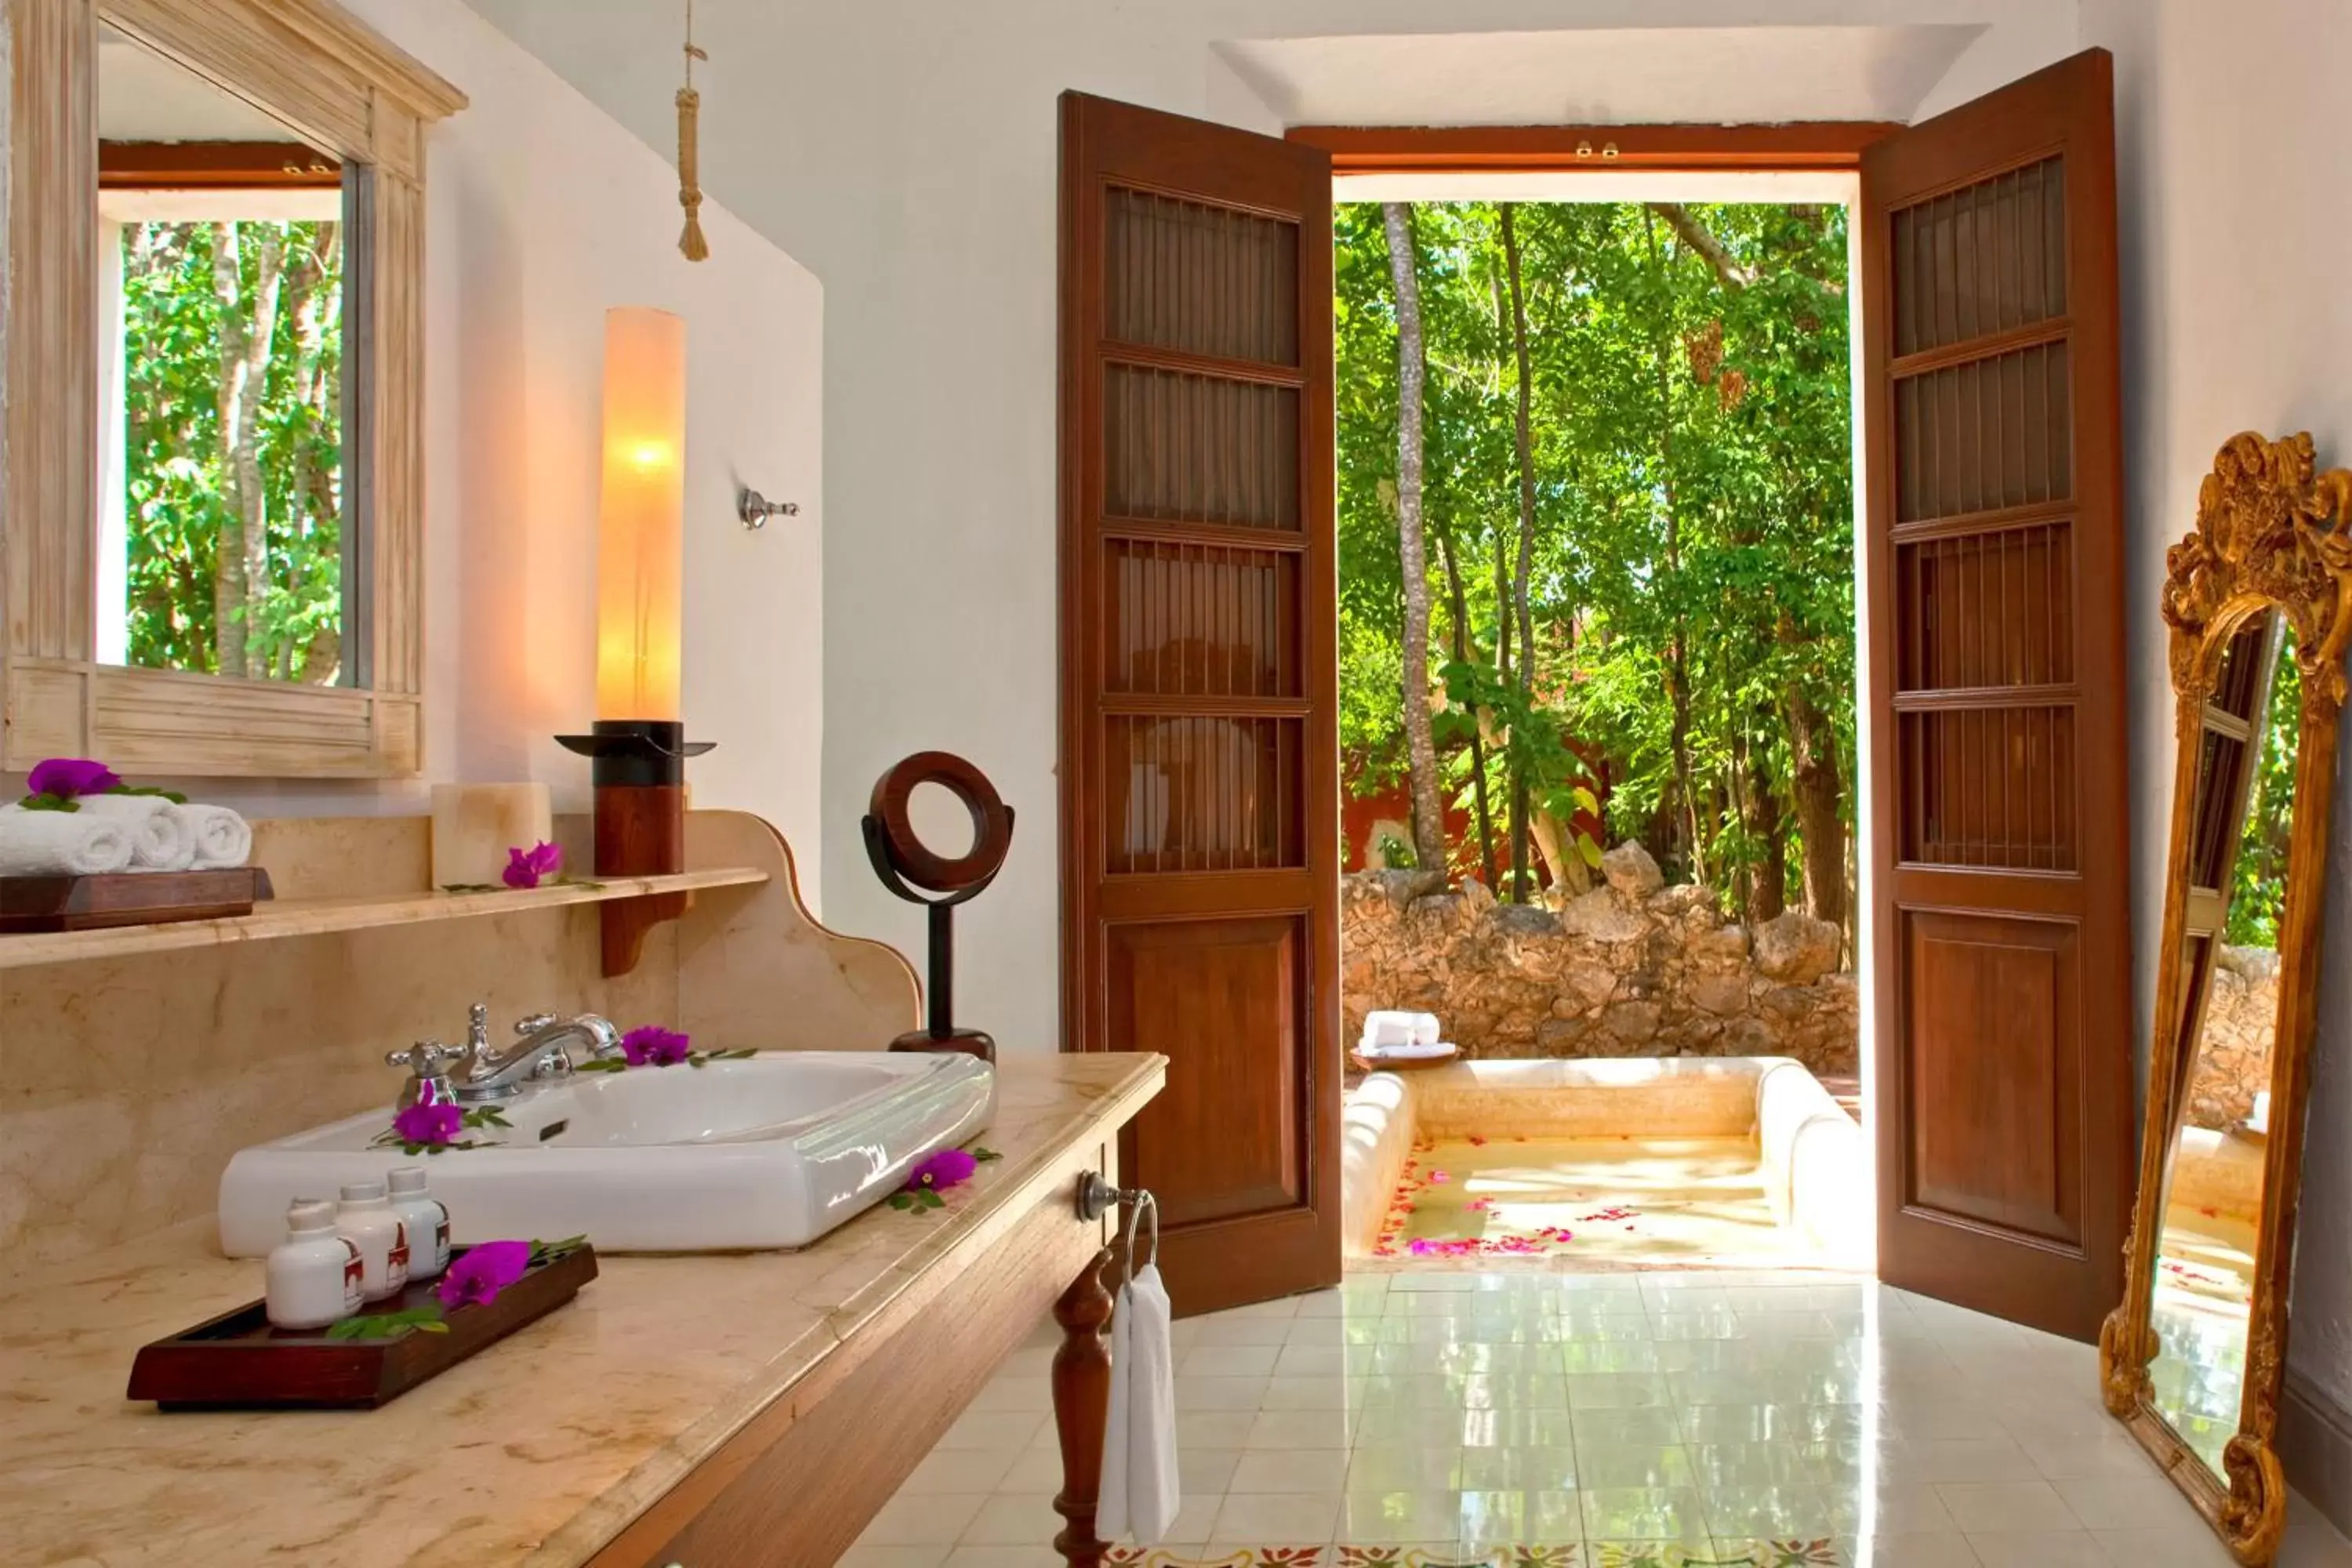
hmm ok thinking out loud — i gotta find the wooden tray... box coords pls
[1350,1044,1461,1073]
[0,866,274,932]
[126,1242,597,1410]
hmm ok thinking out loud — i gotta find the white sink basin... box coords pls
[219,1051,994,1255]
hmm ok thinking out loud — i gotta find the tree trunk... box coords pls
[1786,685,1848,927]
[1439,530,1499,890]
[1640,209,1703,883]
[211,221,285,681]
[1500,204,1541,906]
[1740,723,1788,921]
[1382,202,1449,885]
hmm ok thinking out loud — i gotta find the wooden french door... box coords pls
[1057,93,1341,1316]
[1864,49,2136,1341]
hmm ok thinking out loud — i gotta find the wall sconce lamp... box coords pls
[557,307,713,975]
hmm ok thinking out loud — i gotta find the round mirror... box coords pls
[907,779,978,861]
[865,751,1012,895]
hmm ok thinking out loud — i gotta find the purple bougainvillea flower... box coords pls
[27,757,122,800]
[906,1147,979,1193]
[435,1239,532,1310]
[621,1025,692,1066]
[393,1101,465,1146]
[502,840,564,889]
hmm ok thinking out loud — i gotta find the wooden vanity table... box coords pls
[0,812,1164,1566]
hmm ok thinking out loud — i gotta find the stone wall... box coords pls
[1340,843,1858,1075]
[2187,945,2279,1131]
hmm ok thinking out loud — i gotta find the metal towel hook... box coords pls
[1121,1189,1160,1285]
[1075,1171,1160,1287]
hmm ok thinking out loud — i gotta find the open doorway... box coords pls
[1327,172,1869,1275]
[1060,67,2134,1337]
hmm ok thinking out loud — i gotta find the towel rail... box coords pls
[1073,1171,1160,1287]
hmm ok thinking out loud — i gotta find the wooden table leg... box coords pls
[1051,1247,1115,1568]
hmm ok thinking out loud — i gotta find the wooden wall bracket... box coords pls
[596,783,690,977]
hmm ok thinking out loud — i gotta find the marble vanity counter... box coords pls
[0,1051,1164,1568]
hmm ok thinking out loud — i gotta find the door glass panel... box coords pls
[1893,340,2074,521]
[1892,155,2067,356]
[1104,365,1300,528]
[1106,714,1303,873]
[1105,187,1299,365]
[1898,706,2078,869]
[1105,539,1297,697]
[1897,522,2075,689]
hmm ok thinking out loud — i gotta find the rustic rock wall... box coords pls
[2186,946,2279,1131]
[1340,842,1858,1074]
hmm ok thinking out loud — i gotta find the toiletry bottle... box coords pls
[386,1166,452,1282]
[266,1199,364,1330]
[336,1180,412,1301]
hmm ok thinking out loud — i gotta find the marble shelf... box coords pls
[0,866,769,971]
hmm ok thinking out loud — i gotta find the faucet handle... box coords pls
[514,1012,559,1036]
[387,1040,463,1072]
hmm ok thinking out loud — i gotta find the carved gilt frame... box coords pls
[2098,430,2352,1566]
[2,0,463,776]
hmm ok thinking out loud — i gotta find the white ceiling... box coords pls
[97,24,303,143]
[1213,24,1986,129]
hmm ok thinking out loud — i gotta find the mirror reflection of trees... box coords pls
[1337,200,1854,929]
[2152,624,2297,1475]
[119,216,345,683]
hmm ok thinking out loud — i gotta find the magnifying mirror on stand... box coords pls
[862,751,1014,1063]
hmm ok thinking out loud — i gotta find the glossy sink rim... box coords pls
[218,1051,996,1255]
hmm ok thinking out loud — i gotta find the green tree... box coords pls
[1336,198,1854,926]
[120,217,345,684]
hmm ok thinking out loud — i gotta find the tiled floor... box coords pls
[839,1268,2352,1568]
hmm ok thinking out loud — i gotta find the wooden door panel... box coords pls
[1061,92,1340,1314]
[1865,49,2133,1341]
[1903,910,2081,1242]
[1111,916,1306,1227]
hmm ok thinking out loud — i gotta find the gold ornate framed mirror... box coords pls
[2100,430,2352,1565]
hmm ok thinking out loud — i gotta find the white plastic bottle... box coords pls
[335,1181,412,1302]
[386,1166,452,1282]
[266,1199,364,1330]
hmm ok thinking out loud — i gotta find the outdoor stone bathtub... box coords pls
[1341,1055,1868,1264]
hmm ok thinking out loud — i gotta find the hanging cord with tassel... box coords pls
[676,0,709,261]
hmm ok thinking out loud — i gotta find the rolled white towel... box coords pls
[173,803,252,869]
[74,793,197,871]
[0,803,136,877]
[1360,1009,1443,1050]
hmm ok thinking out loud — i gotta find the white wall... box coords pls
[466,0,2078,1058]
[2,0,827,898]
[2082,0,2352,1418]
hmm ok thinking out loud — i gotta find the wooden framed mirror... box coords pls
[2100,430,2352,1565]
[2,0,463,777]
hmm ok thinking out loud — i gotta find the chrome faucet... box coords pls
[387,1004,626,1109]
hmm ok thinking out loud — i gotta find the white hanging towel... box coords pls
[1359,1009,1443,1050]
[1097,1261,1180,1543]
[75,794,197,871]
[173,803,253,869]
[0,804,136,877]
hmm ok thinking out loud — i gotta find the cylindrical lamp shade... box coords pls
[594,307,687,721]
